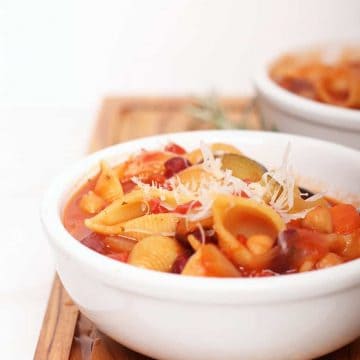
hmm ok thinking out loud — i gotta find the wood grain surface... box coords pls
[34,97,360,360]
[34,276,79,360]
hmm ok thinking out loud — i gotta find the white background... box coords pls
[0,1,359,359]
[2,0,360,108]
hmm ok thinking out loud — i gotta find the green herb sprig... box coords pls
[186,94,276,131]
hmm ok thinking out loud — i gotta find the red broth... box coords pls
[63,146,360,277]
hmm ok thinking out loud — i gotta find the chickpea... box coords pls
[302,206,333,233]
[246,234,275,255]
[316,252,343,269]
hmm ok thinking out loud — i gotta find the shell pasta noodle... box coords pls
[63,141,360,277]
[270,48,360,109]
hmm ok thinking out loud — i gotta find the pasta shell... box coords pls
[94,161,124,202]
[79,191,106,214]
[128,236,182,272]
[123,188,191,208]
[122,189,144,204]
[262,179,327,213]
[290,187,329,213]
[84,201,149,235]
[120,213,180,241]
[181,247,204,276]
[175,217,213,243]
[176,166,213,190]
[182,244,240,277]
[213,195,285,269]
[317,67,360,108]
[176,217,214,234]
[113,162,127,180]
[186,143,242,164]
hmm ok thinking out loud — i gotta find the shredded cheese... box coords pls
[131,143,323,224]
[196,222,206,245]
[305,192,326,202]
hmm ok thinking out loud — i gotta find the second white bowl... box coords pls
[254,48,360,149]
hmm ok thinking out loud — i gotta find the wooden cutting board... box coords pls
[34,97,360,360]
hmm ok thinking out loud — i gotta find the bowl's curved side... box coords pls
[52,241,360,360]
[256,89,360,149]
[253,41,360,133]
[42,130,360,359]
[254,68,360,130]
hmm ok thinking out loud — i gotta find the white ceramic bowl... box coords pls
[254,49,360,150]
[42,130,360,360]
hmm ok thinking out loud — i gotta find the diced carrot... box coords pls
[330,204,360,234]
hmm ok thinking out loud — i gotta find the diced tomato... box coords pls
[107,252,129,262]
[121,179,136,193]
[163,181,173,191]
[287,219,303,229]
[330,204,360,234]
[164,143,186,155]
[232,190,249,198]
[171,251,192,274]
[174,200,201,214]
[143,173,166,185]
[140,151,168,163]
[240,191,249,198]
[149,198,169,214]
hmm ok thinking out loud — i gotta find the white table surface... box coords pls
[0,106,95,359]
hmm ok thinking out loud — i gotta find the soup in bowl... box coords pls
[42,130,360,360]
[255,44,360,149]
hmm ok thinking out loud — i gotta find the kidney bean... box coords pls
[164,157,191,178]
[171,251,192,274]
[81,233,106,254]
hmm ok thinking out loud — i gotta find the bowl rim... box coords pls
[254,44,360,131]
[42,130,360,305]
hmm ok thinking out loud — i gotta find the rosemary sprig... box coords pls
[186,94,276,131]
[185,94,234,129]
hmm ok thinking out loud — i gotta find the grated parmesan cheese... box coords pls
[131,143,323,223]
[196,223,206,245]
